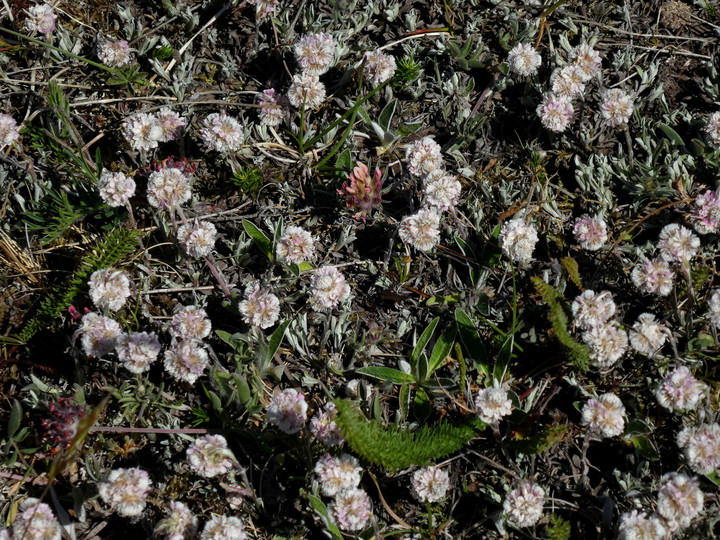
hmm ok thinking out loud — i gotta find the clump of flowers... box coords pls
[506,43,542,77]
[399,208,441,252]
[10,498,61,540]
[310,402,344,446]
[550,65,586,99]
[503,481,545,528]
[424,172,462,211]
[294,32,336,75]
[571,290,616,330]
[187,435,236,478]
[200,515,247,540]
[582,393,626,438]
[475,380,513,424]
[705,111,720,149]
[79,312,122,357]
[656,366,708,411]
[411,465,450,503]
[287,73,326,109]
[338,162,383,222]
[500,217,539,264]
[163,341,209,384]
[310,266,351,310]
[25,3,56,35]
[329,488,373,532]
[177,220,217,258]
[631,257,675,296]
[88,268,132,312]
[0,114,20,149]
[628,313,668,356]
[690,188,720,235]
[573,215,608,251]
[363,50,397,86]
[582,321,628,368]
[276,225,316,264]
[266,388,307,434]
[154,501,198,539]
[97,38,132,68]
[536,93,574,132]
[257,89,285,127]
[677,423,720,474]
[658,223,700,265]
[147,167,192,210]
[199,113,244,153]
[406,136,443,177]
[98,467,152,517]
[123,109,184,152]
[98,170,136,207]
[656,472,704,531]
[618,510,667,540]
[314,453,363,497]
[569,42,602,79]
[600,88,634,128]
[171,305,212,340]
[115,331,161,374]
[239,283,280,328]
[41,397,85,454]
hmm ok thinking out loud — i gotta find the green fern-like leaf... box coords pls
[531,277,590,372]
[546,514,572,540]
[334,399,485,471]
[18,227,143,343]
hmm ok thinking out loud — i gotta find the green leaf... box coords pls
[411,317,439,365]
[378,99,397,132]
[242,220,273,259]
[657,123,685,147]
[356,367,416,384]
[265,320,290,364]
[8,400,22,438]
[334,148,353,172]
[630,434,660,460]
[307,493,344,540]
[413,387,431,423]
[455,309,489,376]
[427,325,457,378]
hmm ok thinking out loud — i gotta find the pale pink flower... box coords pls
[163,341,209,384]
[199,113,244,153]
[500,218,538,263]
[582,393,625,437]
[656,473,703,531]
[399,208,441,251]
[504,481,545,527]
[658,223,700,264]
[710,289,720,328]
[338,162,383,221]
[411,466,450,503]
[475,380,512,424]
[147,167,192,209]
[573,215,607,250]
[507,43,542,77]
[257,89,285,127]
[294,33,336,75]
[571,290,616,330]
[116,331,161,374]
[0,114,20,149]
[677,423,720,474]
[187,434,236,478]
[569,43,602,80]
[656,366,708,411]
[537,93,574,132]
[276,225,316,264]
[691,188,720,234]
[363,50,397,86]
[156,109,186,142]
[618,510,667,540]
[97,39,132,68]
[239,283,280,328]
[704,111,720,149]
[329,488,372,532]
[287,73,326,109]
[267,388,307,434]
[406,136,443,177]
[583,321,628,368]
[424,173,462,211]
[98,170,136,207]
[123,112,163,152]
[310,266,351,310]
[550,65,586,99]
[314,453,362,497]
[154,501,198,540]
[629,313,668,356]
[310,402,344,446]
[11,498,60,540]
[98,467,152,517]
[600,88,634,128]
[200,515,247,540]
[171,305,212,340]
[79,312,122,357]
[631,257,675,296]
[88,268,132,312]
[25,3,56,35]
[177,220,217,258]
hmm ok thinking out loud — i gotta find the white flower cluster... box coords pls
[163,339,209,385]
[399,208,441,252]
[288,73,327,109]
[507,43,542,77]
[171,305,212,341]
[257,89,285,127]
[98,169,136,207]
[25,3,56,35]
[314,453,372,532]
[600,88,634,128]
[571,290,616,330]
[199,113,244,153]
[411,465,451,503]
[705,111,720,148]
[363,50,397,87]
[147,167,192,210]
[310,402,344,446]
[88,268,132,312]
[98,467,152,517]
[239,282,280,328]
[475,380,513,424]
[97,38,133,68]
[617,510,667,539]
[294,32,336,75]
[572,215,608,250]
[187,434,236,478]
[656,472,704,532]
[9,498,61,540]
[656,365,708,411]
[628,313,668,356]
[424,170,462,211]
[658,223,700,265]
[123,109,185,152]
[116,331,161,373]
[177,220,217,258]
[310,266,351,310]
[503,481,545,528]
[677,423,720,474]
[276,225,316,264]
[200,515,248,540]
[154,500,198,539]
[582,393,626,438]
[631,257,675,296]
[267,388,308,434]
[406,136,444,178]
[0,114,21,149]
[500,217,539,264]
[571,290,628,368]
[79,312,122,357]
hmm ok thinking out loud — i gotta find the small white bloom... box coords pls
[123,112,163,152]
[571,290,616,331]
[572,215,607,251]
[475,380,512,424]
[0,114,21,149]
[199,113,244,153]
[399,208,441,251]
[11,498,61,540]
[239,283,280,328]
[147,167,192,209]
[25,3,56,35]
[500,218,538,263]
[276,225,316,264]
[411,466,450,503]
[600,88,634,128]
[631,257,675,296]
[406,136,443,178]
[98,467,152,517]
[187,435,236,478]
[97,38,133,68]
[177,220,217,258]
[163,341,209,384]
[424,173,462,211]
[504,481,545,528]
[583,321,628,368]
[705,111,720,149]
[310,266,351,310]
[569,43,602,80]
[314,453,363,497]
[267,388,307,434]
[310,402,344,446]
[658,223,700,264]
[537,93,574,132]
[257,89,285,127]
[329,488,373,532]
[294,32,336,75]
[116,331,161,374]
[79,312,122,357]
[200,515,247,540]
[582,393,625,438]
[88,268,132,312]
[550,65,586,99]
[98,170,136,207]
[656,365,708,412]
[677,423,720,475]
[656,473,703,531]
[507,43,542,77]
[618,510,667,540]
[629,313,668,356]
[363,50,397,86]
[154,500,198,539]
[171,305,212,340]
[287,73,326,109]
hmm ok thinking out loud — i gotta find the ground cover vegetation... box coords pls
[1,0,720,537]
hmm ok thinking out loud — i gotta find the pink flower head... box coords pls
[537,93,574,132]
[41,397,85,454]
[267,388,307,434]
[691,188,720,235]
[338,162,383,222]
